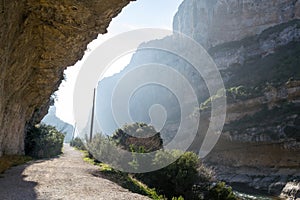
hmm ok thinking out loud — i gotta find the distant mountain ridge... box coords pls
[42,106,74,143]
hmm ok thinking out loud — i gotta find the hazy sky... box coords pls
[54,0,184,125]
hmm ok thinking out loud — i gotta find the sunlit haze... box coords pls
[54,0,184,125]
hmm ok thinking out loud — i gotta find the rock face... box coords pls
[173,0,300,195]
[280,181,300,199]
[173,0,300,48]
[95,0,300,196]
[209,19,300,70]
[0,0,133,155]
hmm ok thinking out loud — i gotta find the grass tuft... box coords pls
[0,155,32,174]
[80,150,165,199]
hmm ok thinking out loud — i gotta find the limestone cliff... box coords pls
[0,0,133,156]
[173,0,300,48]
[172,0,300,196]
[96,0,300,197]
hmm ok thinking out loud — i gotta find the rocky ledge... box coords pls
[0,0,133,156]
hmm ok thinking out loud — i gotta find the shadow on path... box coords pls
[0,145,150,200]
[0,162,38,200]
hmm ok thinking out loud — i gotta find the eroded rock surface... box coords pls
[0,0,133,155]
[174,0,300,48]
[95,0,300,196]
[280,181,300,200]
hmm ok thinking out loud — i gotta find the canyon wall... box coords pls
[0,0,133,156]
[96,0,300,196]
[173,0,300,48]
[173,0,300,195]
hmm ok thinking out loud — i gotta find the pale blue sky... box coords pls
[54,0,184,124]
[109,0,183,30]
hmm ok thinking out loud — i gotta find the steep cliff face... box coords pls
[172,0,300,195]
[173,0,300,48]
[95,0,300,196]
[203,80,300,194]
[0,0,133,156]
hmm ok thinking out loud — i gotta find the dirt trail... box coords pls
[0,144,150,200]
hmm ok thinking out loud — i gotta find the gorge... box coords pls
[96,0,300,197]
[0,0,300,198]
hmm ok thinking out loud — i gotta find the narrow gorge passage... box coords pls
[0,145,150,200]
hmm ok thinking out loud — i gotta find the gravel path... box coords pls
[0,144,150,200]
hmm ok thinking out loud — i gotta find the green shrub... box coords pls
[99,123,163,171]
[137,150,200,199]
[87,134,124,168]
[84,123,238,200]
[112,123,163,152]
[206,182,238,200]
[70,137,86,151]
[25,124,64,158]
[172,196,184,200]
[82,149,165,200]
